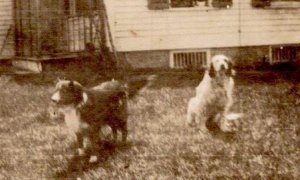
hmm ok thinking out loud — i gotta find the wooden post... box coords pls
[88,0,93,44]
[35,0,41,57]
[269,46,273,65]
[14,0,21,56]
[98,0,110,64]
[28,0,33,56]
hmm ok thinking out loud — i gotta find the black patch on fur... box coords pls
[54,81,84,106]
[209,63,216,78]
[225,60,233,77]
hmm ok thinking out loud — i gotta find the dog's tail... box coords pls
[125,75,157,99]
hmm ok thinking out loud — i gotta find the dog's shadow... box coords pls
[54,141,132,179]
[206,117,238,143]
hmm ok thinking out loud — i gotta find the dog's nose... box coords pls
[51,98,58,103]
[51,92,60,103]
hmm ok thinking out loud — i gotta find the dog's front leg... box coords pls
[76,133,85,156]
[86,131,99,163]
[121,124,128,143]
[199,116,208,133]
[112,127,118,143]
[225,78,234,114]
[225,95,233,114]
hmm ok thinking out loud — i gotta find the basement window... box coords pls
[170,50,210,69]
[252,0,300,8]
[148,0,232,9]
[171,0,233,8]
[270,46,298,64]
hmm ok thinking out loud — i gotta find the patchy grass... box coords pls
[0,71,299,179]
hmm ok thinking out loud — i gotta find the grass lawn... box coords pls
[0,70,299,179]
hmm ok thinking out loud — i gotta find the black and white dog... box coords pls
[50,75,157,162]
[51,79,128,163]
[187,55,242,133]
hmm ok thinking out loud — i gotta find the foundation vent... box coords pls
[270,46,297,64]
[170,50,210,69]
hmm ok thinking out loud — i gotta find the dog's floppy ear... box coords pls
[209,63,216,78]
[69,80,74,88]
[55,77,62,84]
[225,61,234,76]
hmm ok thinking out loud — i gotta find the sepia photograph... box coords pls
[0,0,299,179]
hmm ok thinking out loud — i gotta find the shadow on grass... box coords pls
[206,117,238,143]
[54,141,132,179]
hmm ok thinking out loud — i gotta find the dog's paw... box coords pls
[222,113,244,132]
[199,126,209,134]
[89,155,98,163]
[77,148,85,156]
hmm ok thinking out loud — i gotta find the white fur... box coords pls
[187,54,237,132]
[60,106,81,132]
[221,113,244,132]
[89,155,98,163]
[76,92,88,109]
[51,91,61,102]
[210,54,230,71]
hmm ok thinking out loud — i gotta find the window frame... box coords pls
[169,0,233,9]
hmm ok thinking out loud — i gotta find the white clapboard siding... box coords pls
[104,0,300,52]
[239,1,300,46]
[0,0,14,59]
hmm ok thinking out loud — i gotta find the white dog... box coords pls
[187,55,241,132]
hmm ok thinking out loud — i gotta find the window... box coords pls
[251,0,271,8]
[148,0,232,9]
[170,50,210,69]
[270,46,297,64]
[148,0,169,10]
[252,0,300,8]
[64,0,99,15]
[171,0,194,8]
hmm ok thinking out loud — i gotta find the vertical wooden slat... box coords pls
[184,53,187,68]
[80,17,83,50]
[180,53,184,68]
[14,0,21,56]
[196,53,199,67]
[35,0,41,57]
[174,53,177,68]
[269,46,273,64]
[192,53,195,66]
[66,17,70,52]
[83,16,87,47]
[188,53,191,67]
[72,17,75,51]
[28,0,33,56]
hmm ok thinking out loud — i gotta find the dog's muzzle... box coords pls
[51,92,60,104]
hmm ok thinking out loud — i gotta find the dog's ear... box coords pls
[209,63,216,78]
[225,61,234,76]
[55,77,62,84]
[69,81,74,88]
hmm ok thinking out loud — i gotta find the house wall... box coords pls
[0,0,14,60]
[121,46,269,69]
[119,50,169,69]
[104,0,300,52]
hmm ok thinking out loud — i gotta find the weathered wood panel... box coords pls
[104,0,300,52]
[0,0,14,59]
[67,15,101,52]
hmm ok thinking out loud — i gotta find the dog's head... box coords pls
[208,55,235,86]
[209,55,234,77]
[51,79,85,106]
